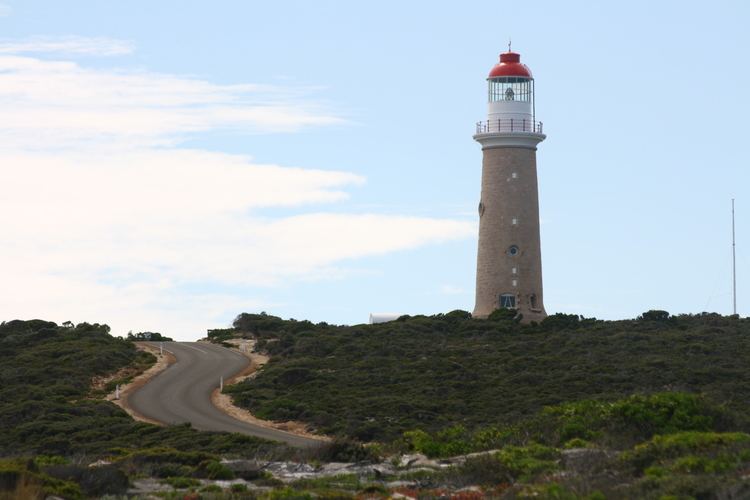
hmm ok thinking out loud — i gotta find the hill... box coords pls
[0,319,287,497]
[0,319,280,459]
[4,314,750,498]
[219,311,750,442]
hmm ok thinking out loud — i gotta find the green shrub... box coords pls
[515,482,578,499]
[450,454,513,487]
[403,425,472,458]
[152,462,195,478]
[358,483,387,495]
[496,444,560,480]
[540,313,584,331]
[164,476,201,489]
[33,455,69,466]
[562,438,591,449]
[639,310,671,322]
[199,460,235,480]
[268,487,314,499]
[487,308,518,321]
[538,392,727,447]
[624,431,750,472]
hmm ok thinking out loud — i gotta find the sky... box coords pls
[0,1,748,340]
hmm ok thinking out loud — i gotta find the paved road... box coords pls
[128,342,320,448]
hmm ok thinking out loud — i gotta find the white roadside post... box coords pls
[115,384,120,400]
[220,376,223,391]
[160,342,164,356]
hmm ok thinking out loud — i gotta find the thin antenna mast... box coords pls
[732,198,737,315]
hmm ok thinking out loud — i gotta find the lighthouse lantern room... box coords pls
[480,51,540,134]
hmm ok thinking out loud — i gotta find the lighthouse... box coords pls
[473,49,547,322]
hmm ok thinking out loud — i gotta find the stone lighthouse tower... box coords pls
[473,49,547,322]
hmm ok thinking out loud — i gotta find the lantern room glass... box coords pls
[488,77,532,103]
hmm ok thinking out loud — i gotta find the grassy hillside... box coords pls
[0,319,279,459]
[4,315,750,498]
[222,311,750,442]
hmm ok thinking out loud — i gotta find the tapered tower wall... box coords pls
[473,145,546,321]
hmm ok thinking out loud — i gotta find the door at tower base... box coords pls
[472,50,547,324]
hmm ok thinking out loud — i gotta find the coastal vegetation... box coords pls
[4,312,750,498]
[0,319,277,460]
[223,311,750,442]
[216,311,750,498]
[0,319,285,497]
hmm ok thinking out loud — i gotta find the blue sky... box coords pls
[0,1,747,339]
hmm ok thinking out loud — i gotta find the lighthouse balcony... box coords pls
[475,119,543,134]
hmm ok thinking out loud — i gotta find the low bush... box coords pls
[163,476,201,489]
[403,426,473,458]
[623,431,750,472]
[230,482,249,492]
[0,459,83,500]
[198,460,235,480]
[450,455,513,487]
[43,463,129,497]
[534,392,731,447]
[495,444,560,481]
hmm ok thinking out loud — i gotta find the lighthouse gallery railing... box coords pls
[475,119,543,134]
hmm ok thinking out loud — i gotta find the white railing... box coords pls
[475,119,543,134]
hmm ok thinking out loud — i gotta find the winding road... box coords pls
[128,342,320,448]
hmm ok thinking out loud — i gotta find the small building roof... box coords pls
[369,313,403,324]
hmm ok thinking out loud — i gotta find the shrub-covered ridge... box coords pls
[223,311,750,442]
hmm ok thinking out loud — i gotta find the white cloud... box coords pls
[0,36,134,56]
[0,44,474,339]
[0,55,343,150]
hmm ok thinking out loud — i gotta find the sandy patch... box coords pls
[109,342,176,425]
[209,339,330,442]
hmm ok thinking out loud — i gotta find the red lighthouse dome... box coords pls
[488,52,533,79]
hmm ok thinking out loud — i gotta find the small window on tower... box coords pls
[530,294,539,311]
[500,294,516,309]
[512,218,518,225]
[507,245,519,256]
[512,279,518,287]
[478,202,485,216]
[512,267,517,274]
[511,172,518,179]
